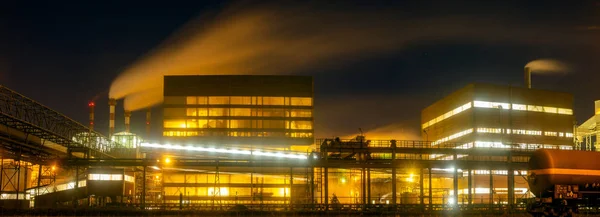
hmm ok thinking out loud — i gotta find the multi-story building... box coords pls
[421,83,575,150]
[162,75,314,150]
[576,100,599,150]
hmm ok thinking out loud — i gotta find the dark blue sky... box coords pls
[1,0,599,139]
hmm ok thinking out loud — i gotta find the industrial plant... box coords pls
[0,71,597,216]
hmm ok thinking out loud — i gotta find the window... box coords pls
[288,109,312,117]
[544,131,557,137]
[197,108,208,116]
[209,108,229,116]
[290,97,312,106]
[566,133,574,138]
[186,119,199,128]
[262,108,285,117]
[422,102,471,129]
[558,108,573,115]
[230,96,252,105]
[186,108,197,116]
[476,128,502,134]
[263,120,285,129]
[543,107,558,114]
[164,108,185,116]
[263,97,284,105]
[186,96,197,105]
[288,132,313,138]
[474,101,509,109]
[230,120,252,128]
[230,108,251,116]
[209,97,229,105]
[512,104,526,110]
[164,120,186,128]
[287,121,313,130]
[206,120,228,128]
[527,105,544,112]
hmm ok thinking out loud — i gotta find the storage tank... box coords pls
[528,149,600,196]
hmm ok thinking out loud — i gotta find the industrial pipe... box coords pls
[109,98,116,138]
[125,110,131,133]
[524,67,531,89]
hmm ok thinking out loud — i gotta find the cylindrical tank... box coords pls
[528,149,600,196]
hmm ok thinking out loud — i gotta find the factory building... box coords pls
[421,83,575,149]
[161,75,314,151]
[576,100,599,150]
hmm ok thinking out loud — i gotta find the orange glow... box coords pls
[165,157,171,164]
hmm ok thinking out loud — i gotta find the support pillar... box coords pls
[508,169,515,211]
[74,166,79,208]
[16,160,20,201]
[420,168,424,210]
[453,167,458,211]
[324,167,329,211]
[367,168,371,207]
[468,169,472,209]
[142,166,146,210]
[489,170,494,210]
[362,168,366,210]
[391,167,397,208]
[289,167,293,211]
[37,165,42,197]
[428,168,432,210]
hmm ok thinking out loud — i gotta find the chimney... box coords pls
[125,110,131,133]
[595,100,600,116]
[88,101,95,131]
[146,108,151,138]
[524,67,531,89]
[109,98,116,138]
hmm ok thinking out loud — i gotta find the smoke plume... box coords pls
[110,2,592,111]
[525,59,570,74]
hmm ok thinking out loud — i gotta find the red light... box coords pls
[146,122,150,125]
[88,102,95,107]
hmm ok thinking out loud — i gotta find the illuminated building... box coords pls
[162,75,314,150]
[421,83,575,149]
[576,100,599,150]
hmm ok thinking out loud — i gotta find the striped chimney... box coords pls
[125,110,131,133]
[88,101,95,131]
[109,98,116,138]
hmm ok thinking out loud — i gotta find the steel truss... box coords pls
[0,85,119,159]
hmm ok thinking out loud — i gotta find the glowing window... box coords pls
[230,96,252,105]
[558,108,573,115]
[186,119,199,128]
[186,108,197,116]
[422,102,471,129]
[290,97,312,106]
[262,108,285,117]
[164,120,186,128]
[263,120,285,129]
[186,96,197,105]
[512,104,526,110]
[566,133,574,138]
[197,108,208,116]
[527,105,544,112]
[287,121,313,130]
[288,132,313,138]
[476,128,502,134]
[559,132,564,137]
[474,101,509,109]
[263,97,284,105]
[230,120,252,128]
[544,131,557,137]
[543,107,558,113]
[207,120,228,128]
[431,128,473,146]
[288,109,312,117]
[230,108,251,116]
[209,108,229,116]
[209,97,229,105]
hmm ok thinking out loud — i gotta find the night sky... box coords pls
[1,0,599,140]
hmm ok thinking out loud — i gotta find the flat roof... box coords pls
[164,75,313,97]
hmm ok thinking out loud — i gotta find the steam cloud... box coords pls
[109,2,590,111]
[525,59,570,74]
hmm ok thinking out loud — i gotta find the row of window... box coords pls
[88,174,135,182]
[181,96,312,106]
[422,101,573,129]
[454,141,573,150]
[165,108,312,118]
[476,128,573,137]
[431,129,473,146]
[162,131,313,138]
[164,119,312,130]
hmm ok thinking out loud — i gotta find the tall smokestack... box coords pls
[125,110,131,133]
[109,98,116,138]
[88,101,95,131]
[524,67,531,89]
[146,109,151,138]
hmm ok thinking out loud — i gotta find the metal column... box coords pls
[468,169,472,209]
[289,167,293,211]
[420,168,424,211]
[391,167,397,208]
[324,167,329,211]
[141,166,146,210]
[508,153,514,211]
[362,168,366,210]
[428,168,432,210]
[367,168,371,207]
[489,170,494,210]
[453,167,458,210]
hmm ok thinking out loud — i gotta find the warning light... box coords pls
[88,102,95,107]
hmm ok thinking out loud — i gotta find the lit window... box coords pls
[476,128,502,134]
[512,104,526,110]
[559,132,564,137]
[543,107,558,114]
[558,108,573,115]
[422,102,472,129]
[288,109,312,117]
[164,120,186,128]
[288,132,313,138]
[527,105,544,112]
[208,108,229,116]
[290,97,312,106]
[186,119,198,128]
[186,96,197,105]
[262,108,285,117]
[230,97,252,105]
[263,97,284,105]
[209,97,229,105]
[197,108,208,116]
[474,101,509,109]
[565,133,573,138]
[432,129,473,146]
[544,131,557,137]
[262,120,285,129]
[230,108,251,116]
[287,121,313,130]
[186,108,197,116]
[230,120,252,128]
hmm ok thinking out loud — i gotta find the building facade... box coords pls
[421,83,575,150]
[162,75,314,150]
[576,100,599,151]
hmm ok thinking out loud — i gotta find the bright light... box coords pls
[406,173,414,182]
[51,166,56,171]
[165,157,171,164]
[340,177,347,184]
[140,142,308,160]
[448,197,455,204]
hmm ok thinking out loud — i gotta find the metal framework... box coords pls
[0,85,119,159]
